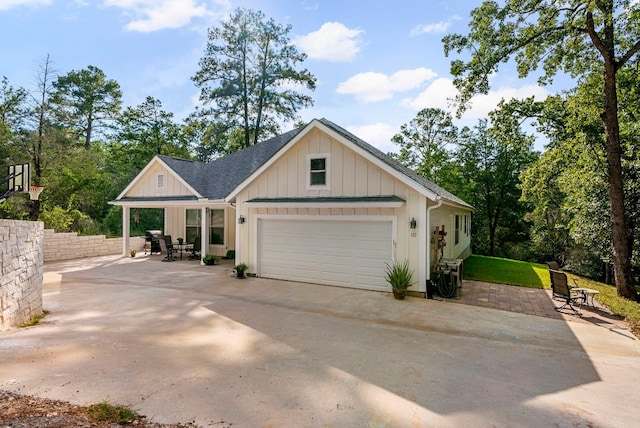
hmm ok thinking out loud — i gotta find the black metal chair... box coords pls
[159,235,176,262]
[188,236,201,261]
[549,269,584,316]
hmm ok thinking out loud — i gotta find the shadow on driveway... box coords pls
[1,255,638,427]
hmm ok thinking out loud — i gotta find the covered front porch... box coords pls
[115,199,237,265]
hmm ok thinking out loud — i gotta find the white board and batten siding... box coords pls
[127,163,193,198]
[257,217,395,291]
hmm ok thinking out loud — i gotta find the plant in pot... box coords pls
[384,259,414,300]
[234,263,248,278]
[202,254,218,265]
[130,249,137,257]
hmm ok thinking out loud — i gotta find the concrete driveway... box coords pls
[1,255,639,427]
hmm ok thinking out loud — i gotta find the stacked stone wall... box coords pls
[43,230,145,262]
[0,220,43,330]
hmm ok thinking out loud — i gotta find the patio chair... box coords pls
[549,269,584,316]
[546,261,562,299]
[188,236,201,261]
[159,235,176,262]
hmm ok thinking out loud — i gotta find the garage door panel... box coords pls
[258,219,393,291]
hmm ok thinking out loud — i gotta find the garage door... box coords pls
[258,219,393,291]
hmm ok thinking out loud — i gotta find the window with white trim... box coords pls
[185,209,201,244]
[157,173,165,189]
[307,153,330,190]
[209,209,225,245]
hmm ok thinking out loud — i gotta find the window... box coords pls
[186,209,201,243]
[157,173,165,189]
[209,209,224,245]
[310,158,326,185]
[455,215,460,245]
[307,153,330,190]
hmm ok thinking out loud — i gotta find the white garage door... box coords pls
[258,218,393,291]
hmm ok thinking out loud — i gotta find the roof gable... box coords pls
[116,156,202,200]
[117,118,470,209]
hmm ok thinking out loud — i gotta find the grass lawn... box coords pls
[463,255,550,289]
[464,254,640,336]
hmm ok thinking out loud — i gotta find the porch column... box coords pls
[122,206,130,257]
[418,195,427,293]
[200,207,207,265]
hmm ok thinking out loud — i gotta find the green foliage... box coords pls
[384,259,414,290]
[39,204,99,234]
[192,7,316,149]
[454,118,536,257]
[50,65,122,149]
[19,311,48,327]
[391,107,457,184]
[234,262,248,272]
[87,401,138,424]
[203,254,219,265]
[443,0,639,298]
[463,255,549,289]
[224,250,235,259]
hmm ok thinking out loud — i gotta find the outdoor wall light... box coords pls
[238,215,245,224]
[410,217,417,229]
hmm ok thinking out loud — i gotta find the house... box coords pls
[110,118,472,295]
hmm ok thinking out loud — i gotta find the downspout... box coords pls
[426,197,443,282]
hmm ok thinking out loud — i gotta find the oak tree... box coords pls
[443,0,640,299]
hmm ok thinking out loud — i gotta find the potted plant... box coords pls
[384,259,414,300]
[234,263,248,278]
[177,237,184,245]
[130,249,137,258]
[202,254,218,265]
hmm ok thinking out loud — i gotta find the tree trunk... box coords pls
[601,60,637,300]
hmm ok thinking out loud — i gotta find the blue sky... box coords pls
[0,0,569,153]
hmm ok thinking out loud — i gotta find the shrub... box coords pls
[384,259,414,290]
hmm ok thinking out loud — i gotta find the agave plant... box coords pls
[384,259,414,290]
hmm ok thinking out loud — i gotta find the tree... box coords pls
[50,65,122,149]
[391,108,457,184]
[443,0,640,299]
[456,117,536,258]
[192,7,316,149]
[0,77,29,147]
[111,97,190,185]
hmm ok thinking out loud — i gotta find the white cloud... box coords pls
[337,68,437,103]
[410,21,451,35]
[104,0,225,32]
[295,22,364,62]
[410,15,461,36]
[463,84,550,120]
[402,77,458,110]
[0,0,51,10]
[403,78,550,121]
[347,122,398,154]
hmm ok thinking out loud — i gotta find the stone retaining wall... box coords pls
[43,229,145,262]
[0,220,44,330]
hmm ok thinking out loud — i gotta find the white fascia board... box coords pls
[440,199,474,211]
[244,200,405,209]
[313,121,440,202]
[115,156,203,200]
[109,199,226,208]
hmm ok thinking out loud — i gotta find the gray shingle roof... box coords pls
[154,118,470,208]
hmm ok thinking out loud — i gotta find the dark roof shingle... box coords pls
[155,118,470,208]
